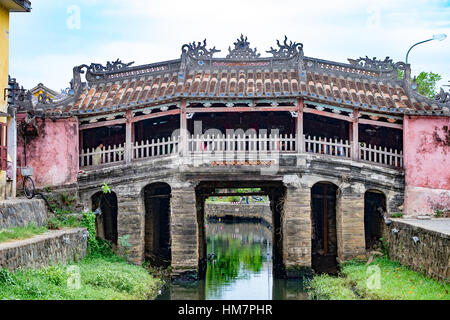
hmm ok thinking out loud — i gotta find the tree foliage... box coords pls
[414,71,442,99]
[398,70,442,99]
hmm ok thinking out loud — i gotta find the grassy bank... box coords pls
[0,207,164,300]
[0,224,47,244]
[307,256,450,300]
[0,253,162,300]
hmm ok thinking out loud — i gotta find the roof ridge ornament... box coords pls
[434,87,450,104]
[348,56,406,72]
[266,36,303,59]
[83,59,135,73]
[182,39,221,59]
[226,34,260,59]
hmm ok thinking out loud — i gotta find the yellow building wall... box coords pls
[0,4,9,198]
[0,3,9,115]
[33,89,55,99]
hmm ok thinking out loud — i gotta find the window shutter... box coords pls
[0,122,7,171]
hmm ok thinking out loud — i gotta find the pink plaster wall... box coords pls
[404,116,450,215]
[17,113,79,188]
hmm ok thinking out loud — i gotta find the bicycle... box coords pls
[17,167,36,199]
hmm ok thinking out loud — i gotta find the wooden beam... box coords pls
[180,100,188,156]
[79,118,126,130]
[358,118,403,130]
[125,110,133,164]
[186,106,299,113]
[351,110,359,161]
[297,99,304,153]
[304,107,353,122]
[131,109,181,123]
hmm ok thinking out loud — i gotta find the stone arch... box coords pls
[303,175,341,189]
[364,189,387,250]
[311,181,339,274]
[91,191,118,245]
[143,182,172,267]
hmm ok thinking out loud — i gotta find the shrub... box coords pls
[390,212,403,218]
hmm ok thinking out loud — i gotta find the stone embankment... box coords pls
[387,218,449,282]
[0,199,48,228]
[0,228,88,271]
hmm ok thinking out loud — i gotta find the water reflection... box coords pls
[157,220,309,300]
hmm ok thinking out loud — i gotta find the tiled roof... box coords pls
[20,36,450,118]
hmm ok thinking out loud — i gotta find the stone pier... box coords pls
[282,184,312,277]
[170,187,199,280]
[117,194,145,265]
[336,182,366,262]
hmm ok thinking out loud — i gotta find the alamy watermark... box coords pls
[67,265,81,290]
[67,5,81,30]
[172,120,282,175]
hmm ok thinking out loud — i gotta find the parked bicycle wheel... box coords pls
[23,176,35,199]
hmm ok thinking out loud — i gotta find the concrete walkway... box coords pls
[393,218,450,236]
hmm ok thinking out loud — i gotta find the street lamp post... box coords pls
[406,33,447,64]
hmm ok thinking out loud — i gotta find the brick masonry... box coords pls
[335,182,366,262]
[117,194,145,265]
[282,186,312,273]
[0,199,48,229]
[0,228,88,271]
[170,187,199,279]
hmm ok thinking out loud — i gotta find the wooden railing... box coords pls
[79,134,403,169]
[133,136,179,160]
[360,143,403,168]
[305,136,351,158]
[188,134,297,153]
[80,144,125,167]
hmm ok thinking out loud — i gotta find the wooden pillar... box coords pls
[351,110,359,161]
[297,99,304,153]
[79,129,84,153]
[180,100,188,156]
[125,110,133,164]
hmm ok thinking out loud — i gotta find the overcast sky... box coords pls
[8,0,450,93]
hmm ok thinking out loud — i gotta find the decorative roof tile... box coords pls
[17,36,450,118]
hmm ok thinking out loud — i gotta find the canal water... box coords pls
[157,220,309,300]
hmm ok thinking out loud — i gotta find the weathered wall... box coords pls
[205,202,272,225]
[0,199,47,229]
[16,113,79,189]
[404,116,450,216]
[0,228,88,271]
[387,219,449,282]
